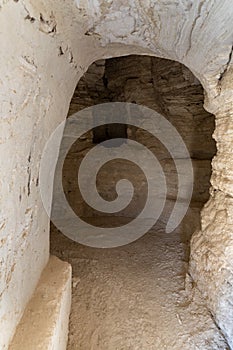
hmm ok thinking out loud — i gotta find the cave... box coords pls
[50,55,222,349]
[1,1,233,350]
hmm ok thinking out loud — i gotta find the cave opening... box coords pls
[49,55,227,349]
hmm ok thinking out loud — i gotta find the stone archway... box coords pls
[50,54,224,349]
[1,1,233,348]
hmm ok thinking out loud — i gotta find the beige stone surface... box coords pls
[51,222,229,350]
[0,0,233,347]
[64,56,215,220]
[62,54,233,347]
[9,256,72,350]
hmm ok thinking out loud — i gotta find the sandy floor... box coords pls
[50,220,228,350]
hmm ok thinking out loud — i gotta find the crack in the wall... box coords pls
[58,46,64,56]
[68,50,74,64]
[27,151,31,196]
[39,12,57,35]
[218,44,233,84]
[25,14,35,23]
[19,56,37,75]
[20,2,58,36]
[21,1,32,19]
[36,175,39,187]
[84,27,101,39]
[21,0,57,37]
[185,1,205,59]
[57,44,79,70]
[20,0,37,24]
[27,170,31,196]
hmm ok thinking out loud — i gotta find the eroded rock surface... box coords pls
[51,222,229,350]
[1,0,233,347]
[64,56,215,223]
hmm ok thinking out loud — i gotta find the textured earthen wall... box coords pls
[1,0,233,347]
[190,67,233,347]
[64,56,215,229]
[0,1,88,348]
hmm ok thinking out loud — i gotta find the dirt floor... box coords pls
[50,219,228,350]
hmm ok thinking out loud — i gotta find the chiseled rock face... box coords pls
[64,56,215,225]
[190,67,233,348]
[190,190,233,345]
[0,0,233,348]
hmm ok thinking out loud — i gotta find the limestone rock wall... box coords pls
[0,1,87,348]
[190,67,233,348]
[63,56,215,228]
[1,0,233,347]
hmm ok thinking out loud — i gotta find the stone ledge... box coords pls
[9,256,72,350]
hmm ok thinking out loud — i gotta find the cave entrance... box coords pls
[50,55,227,349]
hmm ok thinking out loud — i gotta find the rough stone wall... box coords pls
[1,0,233,348]
[190,67,233,347]
[63,56,215,230]
[0,1,87,348]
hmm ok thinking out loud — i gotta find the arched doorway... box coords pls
[50,55,227,349]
